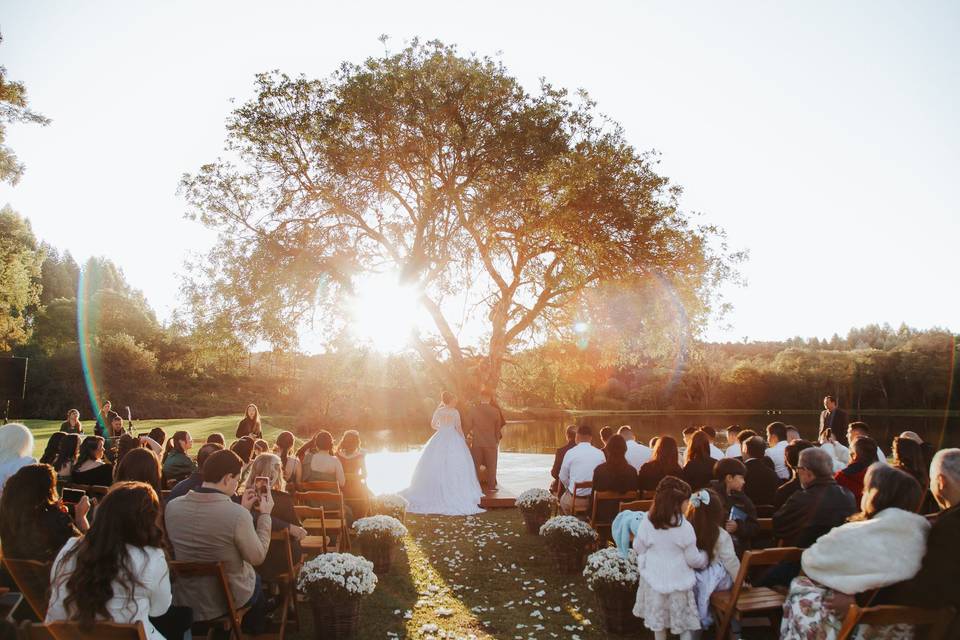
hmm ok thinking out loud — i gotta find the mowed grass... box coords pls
[18,415,301,460]
[339,509,616,640]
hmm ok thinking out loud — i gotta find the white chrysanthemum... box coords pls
[376,494,409,510]
[515,488,557,511]
[538,516,597,541]
[297,553,378,597]
[582,547,639,590]
[353,515,408,542]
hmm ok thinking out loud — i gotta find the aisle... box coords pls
[365,451,553,496]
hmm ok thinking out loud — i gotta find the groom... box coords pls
[466,389,504,492]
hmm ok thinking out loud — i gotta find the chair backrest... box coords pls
[755,504,776,518]
[168,560,240,625]
[20,621,148,640]
[268,529,296,578]
[837,605,956,640]
[619,499,653,512]
[590,491,639,524]
[727,546,803,605]
[758,517,773,532]
[298,481,341,493]
[2,557,52,619]
[296,490,346,515]
[571,481,593,498]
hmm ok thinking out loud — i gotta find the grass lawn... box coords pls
[323,509,616,640]
[18,415,301,460]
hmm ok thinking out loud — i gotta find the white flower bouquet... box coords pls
[297,552,378,602]
[516,488,557,518]
[583,547,639,592]
[539,515,598,558]
[352,515,408,545]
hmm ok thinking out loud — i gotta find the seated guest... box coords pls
[618,426,652,471]
[40,432,66,466]
[742,435,781,507]
[230,436,257,485]
[892,436,936,514]
[337,430,372,516]
[846,421,887,465]
[166,442,223,503]
[139,428,165,458]
[649,436,660,449]
[558,425,605,515]
[54,433,81,483]
[0,464,89,561]
[880,448,960,637]
[700,426,725,460]
[709,457,758,554]
[774,447,857,549]
[774,440,814,511]
[780,465,928,640]
[723,425,742,457]
[682,430,717,491]
[106,415,126,460]
[206,432,226,446]
[818,427,850,472]
[725,428,757,460]
[835,436,880,505]
[114,433,141,466]
[242,453,306,578]
[765,421,791,480]
[252,439,269,458]
[599,426,614,449]
[0,423,36,494]
[162,431,196,484]
[785,425,800,442]
[165,450,273,635]
[681,426,698,450]
[301,431,345,487]
[550,425,578,493]
[71,436,114,487]
[638,436,684,492]
[115,448,163,495]
[276,431,302,489]
[59,409,83,434]
[47,482,192,640]
[591,435,639,523]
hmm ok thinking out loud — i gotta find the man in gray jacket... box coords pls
[466,389,505,491]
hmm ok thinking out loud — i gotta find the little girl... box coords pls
[687,488,741,632]
[633,476,709,640]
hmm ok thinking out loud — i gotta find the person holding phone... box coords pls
[242,454,306,578]
[0,464,89,562]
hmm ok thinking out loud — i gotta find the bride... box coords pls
[400,391,484,516]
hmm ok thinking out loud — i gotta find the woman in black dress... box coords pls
[638,436,684,491]
[592,435,640,522]
[70,436,114,486]
[235,404,263,439]
[682,430,717,491]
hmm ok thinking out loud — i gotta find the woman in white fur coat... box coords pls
[781,463,930,640]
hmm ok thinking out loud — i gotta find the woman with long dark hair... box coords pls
[235,404,262,439]
[115,448,164,496]
[161,431,195,484]
[638,436,685,492]
[835,436,880,505]
[337,430,372,515]
[0,464,89,561]
[40,432,66,466]
[71,436,114,486]
[592,434,640,523]
[682,430,717,491]
[275,431,301,489]
[54,433,82,483]
[301,431,345,486]
[46,482,191,640]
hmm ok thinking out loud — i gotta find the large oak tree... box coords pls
[181,40,738,395]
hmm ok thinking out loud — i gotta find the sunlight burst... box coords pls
[348,273,424,353]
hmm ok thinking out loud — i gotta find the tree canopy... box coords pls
[182,39,739,395]
[0,33,49,185]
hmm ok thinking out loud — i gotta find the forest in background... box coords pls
[2,206,956,441]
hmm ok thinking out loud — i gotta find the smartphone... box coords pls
[62,488,86,504]
[254,476,270,497]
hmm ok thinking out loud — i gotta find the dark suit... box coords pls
[773,478,856,548]
[819,408,849,443]
[744,457,781,507]
[466,402,502,489]
[550,441,576,492]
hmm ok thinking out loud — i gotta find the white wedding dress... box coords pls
[400,404,485,516]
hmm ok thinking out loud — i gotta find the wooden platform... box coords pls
[480,487,517,508]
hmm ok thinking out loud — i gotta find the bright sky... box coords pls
[1,1,957,348]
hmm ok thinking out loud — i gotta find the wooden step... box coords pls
[480,487,516,509]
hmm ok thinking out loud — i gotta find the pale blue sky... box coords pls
[1,0,957,347]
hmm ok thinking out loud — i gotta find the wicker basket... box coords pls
[596,587,642,634]
[357,541,396,574]
[521,511,548,534]
[551,546,587,574]
[312,598,361,640]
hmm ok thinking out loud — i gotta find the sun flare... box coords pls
[348,273,424,353]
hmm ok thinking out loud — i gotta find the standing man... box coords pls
[466,389,503,492]
[819,395,849,444]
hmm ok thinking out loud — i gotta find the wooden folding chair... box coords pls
[755,504,776,518]
[298,480,341,493]
[168,561,249,640]
[20,620,147,639]
[296,490,351,550]
[837,605,956,640]
[710,546,804,640]
[2,557,51,618]
[618,499,653,512]
[590,491,639,541]
[296,506,342,556]
[569,481,593,518]
[263,530,301,637]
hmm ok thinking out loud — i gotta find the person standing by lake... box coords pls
[235,404,262,439]
[819,395,848,444]
[59,409,83,434]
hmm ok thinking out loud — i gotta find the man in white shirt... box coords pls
[700,426,726,460]
[558,424,606,515]
[765,422,791,481]
[618,425,652,470]
[846,421,888,464]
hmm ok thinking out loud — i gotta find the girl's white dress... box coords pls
[400,405,484,516]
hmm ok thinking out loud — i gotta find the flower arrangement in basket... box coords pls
[351,515,408,574]
[373,493,408,522]
[515,488,557,534]
[298,553,377,639]
[539,515,598,573]
[583,547,642,633]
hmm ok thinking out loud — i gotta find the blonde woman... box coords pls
[275,432,302,490]
[242,453,306,578]
[337,430,372,517]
